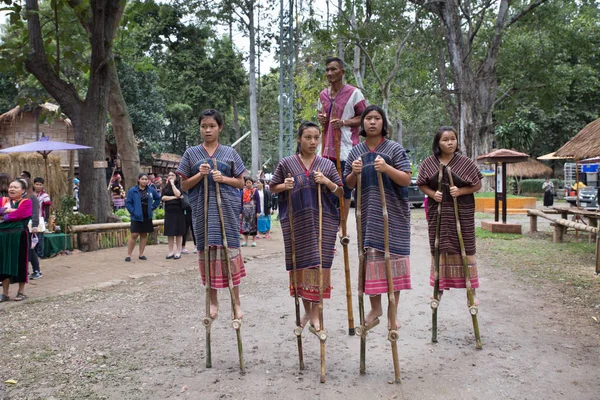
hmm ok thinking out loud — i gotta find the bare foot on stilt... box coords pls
[300,312,310,328]
[365,309,383,325]
[210,303,219,320]
[309,305,321,331]
[233,304,244,320]
[429,291,444,302]
[388,316,401,330]
[468,292,480,307]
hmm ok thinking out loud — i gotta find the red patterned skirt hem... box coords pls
[363,248,411,295]
[429,253,479,290]
[198,246,246,288]
[289,267,331,302]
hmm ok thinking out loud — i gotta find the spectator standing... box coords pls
[0,179,33,302]
[33,177,51,258]
[256,179,272,239]
[110,174,126,211]
[161,171,186,259]
[124,173,161,262]
[23,179,43,279]
[180,190,195,254]
[241,177,260,247]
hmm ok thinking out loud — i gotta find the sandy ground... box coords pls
[1,208,599,400]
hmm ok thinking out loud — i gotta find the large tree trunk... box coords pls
[24,0,124,223]
[248,1,260,177]
[70,104,112,222]
[108,62,140,191]
[411,0,548,160]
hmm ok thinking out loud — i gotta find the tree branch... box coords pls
[508,0,549,27]
[25,0,82,118]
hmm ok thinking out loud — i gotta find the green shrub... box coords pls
[519,179,561,195]
[153,208,165,220]
[55,195,95,232]
[114,208,130,222]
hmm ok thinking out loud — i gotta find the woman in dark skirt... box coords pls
[125,173,161,262]
[0,179,32,302]
[162,171,187,259]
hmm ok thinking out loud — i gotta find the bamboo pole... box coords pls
[356,166,367,374]
[331,103,355,336]
[431,164,443,343]
[203,168,212,369]
[447,166,482,350]
[377,169,401,384]
[317,168,326,384]
[213,159,245,374]
[287,173,305,370]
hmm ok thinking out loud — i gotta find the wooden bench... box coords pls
[527,209,600,273]
[69,220,165,252]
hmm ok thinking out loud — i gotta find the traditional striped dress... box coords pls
[176,144,247,289]
[416,153,483,290]
[271,155,342,302]
[344,139,412,295]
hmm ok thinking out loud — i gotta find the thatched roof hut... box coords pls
[555,117,600,159]
[0,103,76,167]
[506,158,552,178]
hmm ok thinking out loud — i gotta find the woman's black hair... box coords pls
[432,126,459,157]
[359,105,389,137]
[295,121,321,153]
[33,177,44,184]
[244,176,255,184]
[163,171,180,189]
[137,173,149,183]
[13,178,27,190]
[198,109,224,127]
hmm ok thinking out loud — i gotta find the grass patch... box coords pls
[475,227,522,240]
[479,234,600,309]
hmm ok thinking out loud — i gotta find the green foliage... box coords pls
[114,208,130,222]
[55,195,95,232]
[519,179,562,195]
[153,208,164,220]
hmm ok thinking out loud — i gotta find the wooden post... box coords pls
[553,224,564,243]
[529,214,538,233]
[588,217,597,243]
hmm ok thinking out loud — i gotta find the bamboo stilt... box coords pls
[447,166,483,350]
[213,159,245,373]
[317,169,326,384]
[287,173,305,370]
[203,168,212,369]
[431,164,444,343]
[326,103,355,335]
[355,167,368,374]
[377,170,401,384]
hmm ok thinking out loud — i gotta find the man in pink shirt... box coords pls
[317,57,367,221]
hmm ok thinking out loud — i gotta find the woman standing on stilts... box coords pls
[177,109,247,321]
[344,105,413,330]
[271,121,343,330]
[416,126,483,306]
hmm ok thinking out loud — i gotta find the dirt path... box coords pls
[1,209,599,399]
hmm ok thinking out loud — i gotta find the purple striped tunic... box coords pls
[416,154,482,256]
[176,144,246,250]
[344,139,412,256]
[271,155,342,271]
[416,154,483,290]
